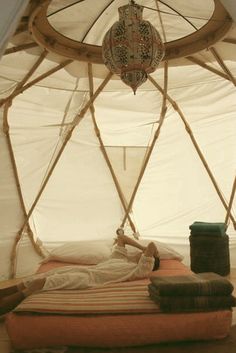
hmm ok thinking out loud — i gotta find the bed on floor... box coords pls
[5,258,233,350]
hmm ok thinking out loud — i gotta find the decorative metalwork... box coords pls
[102,1,165,93]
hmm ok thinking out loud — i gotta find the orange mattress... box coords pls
[5,259,233,349]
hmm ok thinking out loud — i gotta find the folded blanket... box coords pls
[189,222,227,236]
[190,232,228,238]
[150,272,234,296]
[148,284,236,312]
[190,231,228,237]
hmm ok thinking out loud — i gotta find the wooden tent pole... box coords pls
[209,47,236,86]
[3,53,74,277]
[10,78,79,278]
[20,59,73,93]
[87,64,136,233]
[2,103,45,278]
[148,75,236,226]
[16,72,113,240]
[121,62,169,227]
[0,59,72,108]
[0,50,48,108]
[73,72,113,125]
[59,78,79,137]
[41,80,80,186]
[2,102,26,215]
[3,42,38,55]
[186,56,229,81]
[225,176,236,229]
[223,38,236,45]
[155,0,167,42]
[14,49,48,91]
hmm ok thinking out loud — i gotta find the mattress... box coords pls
[5,259,233,349]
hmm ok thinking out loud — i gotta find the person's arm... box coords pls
[143,241,159,258]
[116,234,146,251]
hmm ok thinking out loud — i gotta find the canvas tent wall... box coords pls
[0,0,236,280]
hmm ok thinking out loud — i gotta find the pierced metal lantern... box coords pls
[102,1,165,94]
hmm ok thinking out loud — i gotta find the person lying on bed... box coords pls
[0,230,160,315]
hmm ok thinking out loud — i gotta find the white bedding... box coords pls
[42,238,184,265]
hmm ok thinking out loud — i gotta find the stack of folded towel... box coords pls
[189,222,230,275]
[189,222,227,237]
[148,272,236,312]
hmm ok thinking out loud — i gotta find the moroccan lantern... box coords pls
[102,0,165,94]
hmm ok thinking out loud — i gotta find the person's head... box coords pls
[152,255,160,271]
[116,228,124,236]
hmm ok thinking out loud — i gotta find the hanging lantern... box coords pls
[102,0,165,94]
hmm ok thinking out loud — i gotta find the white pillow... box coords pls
[125,239,184,261]
[42,239,113,265]
[42,238,183,265]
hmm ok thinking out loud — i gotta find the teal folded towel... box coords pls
[189,222,227,236]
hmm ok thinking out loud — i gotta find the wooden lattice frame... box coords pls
[2,0,235,277]
[29,0,232,63]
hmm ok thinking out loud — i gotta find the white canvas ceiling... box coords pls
[0,0,235,279]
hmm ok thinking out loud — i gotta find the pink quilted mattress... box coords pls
[5,259,233,349]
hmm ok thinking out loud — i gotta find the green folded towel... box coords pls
[148,284,236,312]
[150,272,234,296]
[189,222,227,236]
